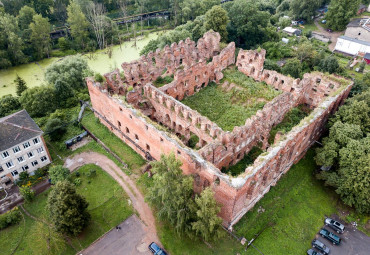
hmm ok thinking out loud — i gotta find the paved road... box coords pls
[314,215,370,255]
[81,215,152,255]
[64,152,160,254]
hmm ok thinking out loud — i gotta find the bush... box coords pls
[88,169,96,177]
[74,178,82,186]
[19,186,35,202]
[188,134,199,149]
[0,207,22,230]
[94,73,104,82]
[19,171,29,181]
[44,118,67,141]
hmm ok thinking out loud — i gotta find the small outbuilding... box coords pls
[364,53,370,64]
[283,27,302,36]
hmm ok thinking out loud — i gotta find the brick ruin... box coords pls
[86,31,353,228]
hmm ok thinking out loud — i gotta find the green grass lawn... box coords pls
[81,110,146,170]
[0,164,133,255]
[181,67,281,131]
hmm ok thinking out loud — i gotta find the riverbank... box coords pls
[0,32,159,96]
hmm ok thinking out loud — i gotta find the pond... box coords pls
[0,32,158,96]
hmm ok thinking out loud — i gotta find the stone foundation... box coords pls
[86,31,353,227]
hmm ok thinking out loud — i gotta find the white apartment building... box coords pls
[0,110,51,185]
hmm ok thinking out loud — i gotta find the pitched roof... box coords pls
[0,110,43,152]
[338,35,370,47]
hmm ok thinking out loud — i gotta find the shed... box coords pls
[364,53,370,64]
[283,27,302,36]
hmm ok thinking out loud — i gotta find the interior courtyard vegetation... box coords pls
[181,67,281,131]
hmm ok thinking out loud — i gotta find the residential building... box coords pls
[334,35,370,56]
[0,110,51,184]
[345,18,370,42]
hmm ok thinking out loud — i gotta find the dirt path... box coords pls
[63,152,160,250]
[314,18,343,51]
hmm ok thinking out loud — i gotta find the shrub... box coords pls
[74,178,82,186]
[20,186,35,202]
[188,134,199,149]
[0,207,22,230]
[94,73,104,82]
[19,171,29,181]
[88,169,96,177]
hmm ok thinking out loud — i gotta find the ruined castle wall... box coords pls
[199,92,298,169]
[87,77,243,224]
[144,84,225,147]
[121,31,221,87]
[159,42,235,100]
[228,82,353,225]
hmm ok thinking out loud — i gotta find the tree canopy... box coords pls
[204,5,229,42]
[326,0,360,31]
[316,92,370,214]
[47,181,90,235]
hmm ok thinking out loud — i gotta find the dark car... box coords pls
[325,217,345,233]
[312,239,330,255]
[149,242,167,255]
[320,228,341,245]
[307,249,323,255]
[326,28,333,33]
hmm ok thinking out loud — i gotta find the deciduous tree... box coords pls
[67,0,90,49]
[48,165,70,184]
[146,153,195,236]
[29,14,51,59]
[19,85,56,117]
[192,187,224,242]
[47,181,90,235]
[204,5,229,41]
[326,0,360,31]
[0,94,21,117]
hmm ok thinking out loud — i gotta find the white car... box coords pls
[325,218,345,234]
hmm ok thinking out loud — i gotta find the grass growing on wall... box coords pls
[268,105,311,145]
[153,75,174,88]
[222,146,264,176]
[181,67,281,131]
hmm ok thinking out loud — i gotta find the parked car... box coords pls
[307,249,323,255]
[320,228,341,245]
[149,242,167,255]
[325,217,345,233]
[312,239,330,255]
[326,28,333,33]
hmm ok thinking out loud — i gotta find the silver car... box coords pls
[325,217,345,233]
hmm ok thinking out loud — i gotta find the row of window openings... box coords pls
[3,156,48,177]
[3,148,45,169]
[1,138,40,159]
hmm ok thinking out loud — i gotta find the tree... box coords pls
[19,186,35,202]
[0,13,26,66]
[29,14,51,59]
[48,165,70,184]
[180,0,219,22]
[45,118,67,141]
[204,5,229,41]
[19,85,56,117]
[55,79,76,108]
[67,0,90,49]
[14,74,28,96]
[0,94,21,117]
[282,58,302,79]
[17,6,36,30]
[32,0,54,18]
[290,0,325,21]
[146,153,195,236]
[85,2,107,50]
[316,94,370,214]
[326,0,360,31]
[226,0,271,48]
[320,56,340,74]
[47,181,90,235]
[45,55,90,90]
[192,187,224,242]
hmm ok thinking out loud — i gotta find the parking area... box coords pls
[313,215,370,255]
[81,215,152,255]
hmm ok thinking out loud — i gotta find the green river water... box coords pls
[0,33,158,96]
